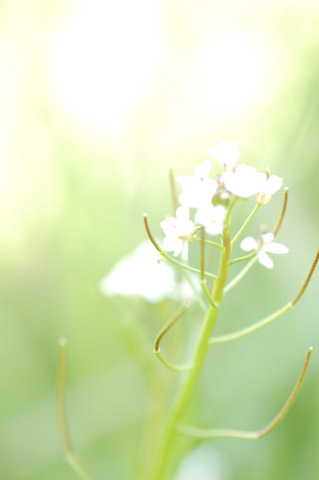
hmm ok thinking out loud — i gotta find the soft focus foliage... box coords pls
[0,1,318,479]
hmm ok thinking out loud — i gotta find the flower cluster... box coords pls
[160,140,283,261]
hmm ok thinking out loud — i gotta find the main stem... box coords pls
[149,222,231,480]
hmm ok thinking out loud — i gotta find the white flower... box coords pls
[195,204,226,236]
[100,241,198,303]
[176,161,217,208]
[99,242,177,303]
[241,232,289,269]
[223,164,267,198]
[160,206,195,260]
[209,140,240,171]
[256,174,283,204]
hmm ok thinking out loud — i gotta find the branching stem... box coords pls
[214,249,319,343]
[149,217,232,480]
[178,347,312,440]
[224,257,258,294]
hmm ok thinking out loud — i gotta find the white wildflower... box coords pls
[160,206,195,260]
[223,164,267,198]
[176,161,217,208]
[256,174,283,204]
[209,140,240,172]
[99,242,177,303]
[195,204,226,236]
[241,232,289,269]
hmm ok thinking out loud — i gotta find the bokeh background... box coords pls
[0,1,318,479]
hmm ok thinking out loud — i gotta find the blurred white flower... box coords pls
[223,164,267,198]
[161,206,195,260]
[195,204,226,236]
[241,232,289,269]
[256,174,283,204]
[176,160,217,208]
[209,140,240,172]
[100,241,196,303]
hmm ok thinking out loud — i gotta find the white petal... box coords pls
[181,243,189,260]
[176,206,190,222]
[194,160,211,179]
[214,205,227,223]
[177,174,216,208]
[262,233,274,244]
[265,242,289,254]
[173,241,183,257]
[195,204,225,236]
[266,175,283,195]
[205,222,223,236]
[160,218,176,236]
[258,251,274,269]
[195,204,213,226]
[209,140,240,168]
[162,235,177,252]
[240,236,257,251]
[223,165,267,198]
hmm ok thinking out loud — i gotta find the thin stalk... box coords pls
[169,165,178,214]
[231,203,261,246]
[179,347,312,439]
[149,218,232,480]
[56,339,96,480]
[291,249,319,305]
[200,280,219,309]
[200,226,205,283]
[229,251,256,266]
[193,237,223,250]
[154,351,192,372]
[210,303,292,344]
[215,249,319,343]
[154,305,192,372]
[273,187,288,237]
[224,257,258,294]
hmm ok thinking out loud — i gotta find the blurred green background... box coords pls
[0,1,318,479]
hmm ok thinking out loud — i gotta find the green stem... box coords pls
[229,251,257,265]
[210,302,292,344]
[193,236,223,250]
[154,351,193,372]
[149,221,231,480]
[224,257,258,294]
[231,203,261,246]
[200,280,219,309]
[178,347,312,439]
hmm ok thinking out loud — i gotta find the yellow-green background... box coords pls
[0,1,318,479]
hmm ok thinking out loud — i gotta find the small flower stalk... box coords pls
[56,141,318,480]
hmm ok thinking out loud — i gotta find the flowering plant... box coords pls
[56,141,318,480]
